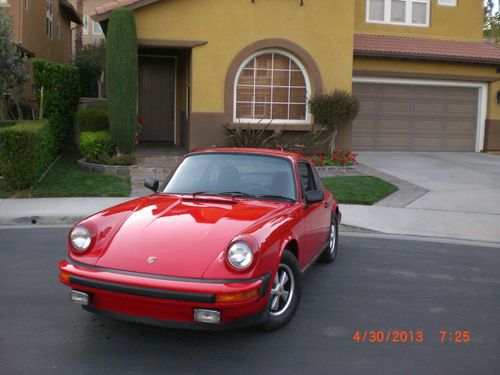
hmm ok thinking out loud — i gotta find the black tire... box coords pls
[260,250,302,331]
[319,213,339,263]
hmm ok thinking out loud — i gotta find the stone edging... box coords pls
[316,165,362,177]
[77,158,130,177]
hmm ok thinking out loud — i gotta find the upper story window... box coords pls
[83,16,89,35]
[24,0,28,9]
[367,0,430,27]
[92,21,103,35]
[234,50,311,124]
[46,0,53,38]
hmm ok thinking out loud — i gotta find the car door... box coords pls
[297,162,331,265]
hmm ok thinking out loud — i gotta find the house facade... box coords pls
[93,0,500,152]
[3,0,81,63]
[70,0,106,46]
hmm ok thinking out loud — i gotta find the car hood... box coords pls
[90,195,289,278]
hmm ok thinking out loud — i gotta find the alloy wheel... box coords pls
[269,264,295,317]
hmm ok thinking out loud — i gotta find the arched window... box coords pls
[233,50,311,124]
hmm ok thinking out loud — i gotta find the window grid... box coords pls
[234,51,310,123]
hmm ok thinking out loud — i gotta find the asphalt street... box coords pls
[0,227,499,375]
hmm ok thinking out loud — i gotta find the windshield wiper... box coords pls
[213,191,255,198]
[254,194,295,202]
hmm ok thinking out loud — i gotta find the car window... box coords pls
[298,162,316,193]
[163,153,297,201]
[311,163,324,190]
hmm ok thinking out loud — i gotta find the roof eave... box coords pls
[354,51,500,66]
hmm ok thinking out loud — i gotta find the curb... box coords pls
[0,215,84,226]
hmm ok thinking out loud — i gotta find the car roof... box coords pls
[189,148,305,161]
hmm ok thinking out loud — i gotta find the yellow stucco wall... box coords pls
[134,0,355,113]
[354,0,484,42]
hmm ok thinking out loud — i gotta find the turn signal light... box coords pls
[59,271,70,284]
[215,288,259,303]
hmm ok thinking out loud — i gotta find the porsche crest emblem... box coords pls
[146,256,157,265]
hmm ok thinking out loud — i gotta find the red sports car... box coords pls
[58,148,341,330]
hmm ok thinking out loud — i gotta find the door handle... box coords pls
[324,202,330,208]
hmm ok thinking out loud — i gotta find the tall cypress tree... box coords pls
[105,8,138,154]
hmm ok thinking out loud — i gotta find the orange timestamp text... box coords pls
[353,330,471,344]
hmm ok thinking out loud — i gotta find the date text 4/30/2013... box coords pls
[353,330,471,344]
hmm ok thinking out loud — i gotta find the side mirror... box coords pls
[144,178,160,193]
[305,190,324,204]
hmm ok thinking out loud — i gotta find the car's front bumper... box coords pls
[58,259,272,330]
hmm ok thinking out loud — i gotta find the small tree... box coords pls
[308,90,360,153]
[0,10,27,119]
[106,8,138,155]
[74,0,84,54]
[75,40,106,97]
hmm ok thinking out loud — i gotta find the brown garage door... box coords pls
[352,83,478,151]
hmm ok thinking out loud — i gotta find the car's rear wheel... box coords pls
[319,213,339,263]
[261,250,301,331]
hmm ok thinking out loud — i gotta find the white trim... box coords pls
[232,49,312,124]
[352,76,488,152]
[437,0,457,6]
[366,0,430,27]
[138,55,178,145]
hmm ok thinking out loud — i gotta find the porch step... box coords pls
[135,156,182,167]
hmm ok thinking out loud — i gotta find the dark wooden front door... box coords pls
[139,56,176,142]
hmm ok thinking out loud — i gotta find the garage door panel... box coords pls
[353,82,477,152]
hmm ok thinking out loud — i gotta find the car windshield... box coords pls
[163,153,297,201]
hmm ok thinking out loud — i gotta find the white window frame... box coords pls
[92,21,103,35]
[438,0,456,6]
[83,15,88,35]
[353,76,488,152]
[233,49,312,125]
[46,0,53,38]
[366,0,430,27]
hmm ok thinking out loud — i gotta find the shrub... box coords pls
[308,90,360,152]
[220,122,277,148]
[106,8,138,154]
[75,108,108,132]
[105,154,136,166]
[0,120,16,128]
[79,131,113,164]
[75,41,106,98]
[32,59,80,151]
[0,120,55,189]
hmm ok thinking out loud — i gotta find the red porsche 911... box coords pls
[58,148,341,330]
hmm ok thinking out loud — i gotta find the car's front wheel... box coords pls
[261,250,302,331]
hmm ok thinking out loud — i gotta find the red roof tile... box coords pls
[354,34,500,65]
[94,0,159,20]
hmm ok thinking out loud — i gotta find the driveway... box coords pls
[357,152,500,215]
[340,152,500,243]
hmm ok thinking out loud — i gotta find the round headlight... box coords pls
[70,226,91,252]
[227,241,253,270]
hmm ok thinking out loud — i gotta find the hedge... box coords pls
[32,59,80,151]
[79,131,113,164]
[106,8,138,154]
[0,120,55,190]
[75,108,109,132]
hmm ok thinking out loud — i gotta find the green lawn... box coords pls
[322,176,398,205]
[0,179,13,198]
[32,150,130,197]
